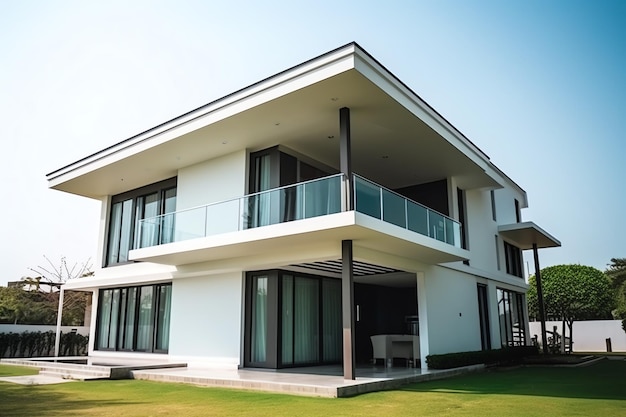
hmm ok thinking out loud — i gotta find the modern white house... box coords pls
[47,42,560,379]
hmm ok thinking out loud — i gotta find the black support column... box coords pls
[532,243,548,355]
[340,107,353,210]
[339,107,356,380]
[342,239,356,380]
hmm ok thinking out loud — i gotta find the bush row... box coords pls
[425,345,538,369]
[0,331,88,358]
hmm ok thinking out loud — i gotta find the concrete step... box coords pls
[39,369,110,381]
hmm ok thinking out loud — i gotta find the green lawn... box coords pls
[1,360,625,416]
[0,364,39,377]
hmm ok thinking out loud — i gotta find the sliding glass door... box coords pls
[245,270,341,369]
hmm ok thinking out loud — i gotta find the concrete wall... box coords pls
[465,189,498,272]
[419,266,482,356]
[529,320,626,352]
[177,150,247,210]
[168,272,244,368]
[0,324,90,336]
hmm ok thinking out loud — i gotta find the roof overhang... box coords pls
[498,221,561,250]
[47,42,512,200]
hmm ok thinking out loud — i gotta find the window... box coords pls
[96,283,172,353]
[514,199,521,223]
[245,270,341,369]
[457,188,469,265]
[490,190,497,221]
[495,235,501,270]
[477,284,491,350]
[497,288,526,347]
[504,241,523,278]
[106,178,176,266]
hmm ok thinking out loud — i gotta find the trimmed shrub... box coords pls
[426,346,538,369]
[0,331,89,358]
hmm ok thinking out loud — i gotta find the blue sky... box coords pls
[1,0,624,285]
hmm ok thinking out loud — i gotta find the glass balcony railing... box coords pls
[353,175,461,247]
[135,173,462,250]
[135,174,345,248]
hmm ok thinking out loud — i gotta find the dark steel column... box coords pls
[340,107,354,210]
[533,243,548,354]
[342,239,356,379]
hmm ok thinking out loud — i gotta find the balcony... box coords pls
[130,174,466,267]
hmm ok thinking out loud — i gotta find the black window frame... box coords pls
[243,269,342,369]
[95,283,172,354]
[105,177,177,267]
[497,288,527,347]
[504,241,524,278]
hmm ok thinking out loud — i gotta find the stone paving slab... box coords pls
[0,374,76,385]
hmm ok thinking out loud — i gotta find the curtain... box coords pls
[294,277,319,364]
[156,285,172,351]
[282,275,294,364]
[123,288,137,350]
[136,286,154,351]
[161,188,177,244]
[97,290,113,349]
[322,279,342,362]
[252,276,268,362]
[137,193,159,248]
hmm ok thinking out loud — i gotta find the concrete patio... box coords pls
[1,357,484,397]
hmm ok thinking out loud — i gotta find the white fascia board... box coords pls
[441,262,530,291]
[62,271,175,291]
[47,45,359,188]
[353,48,515,192]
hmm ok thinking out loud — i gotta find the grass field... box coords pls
[1,359,625,416]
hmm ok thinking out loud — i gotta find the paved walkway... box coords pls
[0,374,76,385]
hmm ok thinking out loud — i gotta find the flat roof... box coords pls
[498,221,561,250]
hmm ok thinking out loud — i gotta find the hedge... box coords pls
[0,331,88,358]
[426,345,538,369]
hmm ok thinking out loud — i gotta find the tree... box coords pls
[25,256,94,326]
[605,258,626,319]
[527,264,615,352]
[1,257,94,326]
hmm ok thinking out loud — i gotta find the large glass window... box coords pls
[106,178,176,266]
[497,288,526,347]
[245,270,341,369]
[477,284,491,350]
[504,241,523,278]
[96,283,172,353]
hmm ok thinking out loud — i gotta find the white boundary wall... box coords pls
[529,320,626,352]
[0,324,90,336]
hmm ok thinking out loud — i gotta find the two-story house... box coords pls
[47,42,559,379]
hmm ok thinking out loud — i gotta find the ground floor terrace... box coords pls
[0,356,483,397]
[73,253,530,381]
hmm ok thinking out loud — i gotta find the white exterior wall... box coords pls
[176,150,247,210]
[465,189,498,272]
[168,272,243,368]
[420,266,482,355]
[493,187,522,225]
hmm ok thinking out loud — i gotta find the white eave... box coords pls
[46,42,519,199]
[498,221,561,250]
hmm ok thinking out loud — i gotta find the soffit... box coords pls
[48,48,500,199]
[498,221,561,250]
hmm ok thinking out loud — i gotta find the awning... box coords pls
[498,221,561,250]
